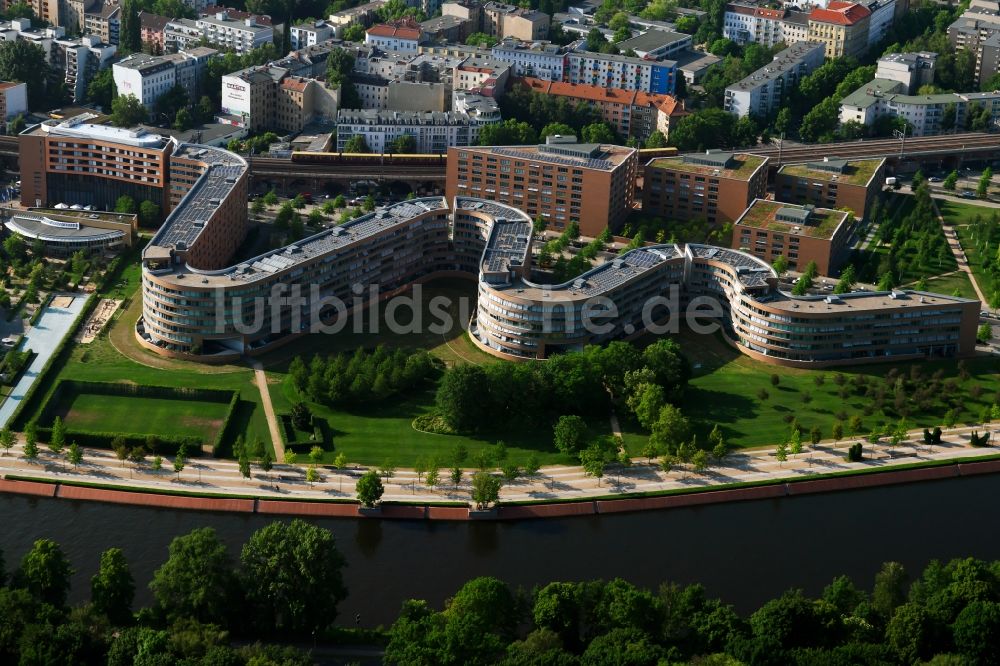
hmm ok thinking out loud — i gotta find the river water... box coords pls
[3,475,998,626]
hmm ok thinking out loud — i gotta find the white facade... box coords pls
[196,12,272,54]
[336,108,495,152]
[113,47,216,109]
[724,41,825,118]
[866,0,895,47]
[0,82,26,119]
[491,41,565,80]
[364,32,420,53]
[290,20,333,50]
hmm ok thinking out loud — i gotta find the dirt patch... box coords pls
[51,296,74,308]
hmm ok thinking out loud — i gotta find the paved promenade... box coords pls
[0,425,997,508]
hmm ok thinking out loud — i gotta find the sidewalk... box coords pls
[1,425,997,506]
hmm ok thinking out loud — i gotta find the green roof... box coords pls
[778,158,884,187]
[840,78,904,108]
[649,153,767,180]
[735,200,848,240]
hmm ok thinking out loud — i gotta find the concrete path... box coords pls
[1,424,997,506]
[250,360,284,463]
[0,296,87,428]
[932,199,988,304]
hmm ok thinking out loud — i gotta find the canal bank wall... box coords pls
[4,457,1000,520]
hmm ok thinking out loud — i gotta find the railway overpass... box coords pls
[3,132,1000,191]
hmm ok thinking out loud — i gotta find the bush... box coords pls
[412,413,456,435]
[847,442,864,462]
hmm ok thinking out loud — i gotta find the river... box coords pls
[3,474,998,626]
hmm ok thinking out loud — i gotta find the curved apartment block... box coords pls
[17,119,970,366]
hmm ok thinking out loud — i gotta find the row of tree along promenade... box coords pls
[0,423,999,518]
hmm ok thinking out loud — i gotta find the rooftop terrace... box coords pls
[735,199,849,240]
[650,153,767,179]
[778,157,883,187]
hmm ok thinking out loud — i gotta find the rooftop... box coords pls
[33,115,168,149]
[615,29,689,52]
[727,41,825,91]
[778,157,884,187]
[649,152,768,180]
[809,1,871,25]
[462,141,636,171]
[735,199,849,240]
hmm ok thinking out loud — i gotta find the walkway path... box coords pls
[1,424,997,506]
[0,296,87,428]
[932,198,988,304]
[250,360,284,463]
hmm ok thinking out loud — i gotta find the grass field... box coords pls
[271,379,596,467]
[53,392,228,440]
[917,272,977,299]
[940,198,997,300]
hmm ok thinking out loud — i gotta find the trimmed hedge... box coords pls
[278,413,330,451]
[9,294,97,430]
[33,379,240,457]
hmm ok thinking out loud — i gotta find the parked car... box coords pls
[928,176,942,182]
[962,190,977,199]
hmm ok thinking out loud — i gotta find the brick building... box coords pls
[775,157,886,220]
[732,199,853,275]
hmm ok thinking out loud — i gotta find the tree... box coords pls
[390,133,416,154]
[23,422,38,461]
[0,40,48,108]
[798,97,840,143]
[553,414,588,454]
[436,364,488,432]
[944,170,959,191]
[110,94,147,128]
[771,254,788,275]
[649,404,690,455]
[450,466,463,488]
[173,108,194,131]
[344,134,370,153]
[119,0,141,52]
[18,538,72,608]
[173,450,186,479]
[872,561,908,621]
[471,471,502,510]
[138,200,160,226]
[979,167,993,199]
[540,122,575,139]
[835,265,856,294]
[67,441,82,468]
[238,450,251,482]
[0,427,13,456]
[150,527,237,625]
[308,445,323,466]
[91,547,134,625]
[7,113,24,135]
[115,195,136,214]
[283,450,297,466]
[953,600,1000,665]
[885,602,933,664]
[580,122,616,144]
[478,119,538,146]
[240,519,347,636]
[356,469,384,507]
[579,444,608,486]
[978,323,993,343]
[86,67,115,110]
[49,416,65,455]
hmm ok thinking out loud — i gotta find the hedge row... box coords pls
[277,413,329,450]
[9,294,97,430]
[210,392,243,457]
[28,293,53,327]
[35,427,202,456]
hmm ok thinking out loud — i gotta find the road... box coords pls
[1,424,997,506]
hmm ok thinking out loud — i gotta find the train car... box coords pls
[291,151,448,167]
[637,147,678,159]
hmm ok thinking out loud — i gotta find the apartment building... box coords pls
[59,34,116,102]
[565,50,678,94]
[775,157,886,220]
[140,11,169,54]
[336,108,492,153]
[808,1,871,59]
[875,51,936,92]
[113,47,217,109]
[0,81,26,131]
[866,0,896,47]
[839,77,1000,135]
[453,55,510,96]
[165,10,272,54]
[732,199,853,275]
[221,64,334,134]
[482,1,549,40]
[365,18,424,53]
[328,0,386,37]
[130,153,978,365]
[724,41,825,118]
[19,115,172,211]
[643,150,769,225]
[724,3,817,48]
[948,0,1000,85]
[446,137,638,235]
[514,76,686,141]
[491,39,566,80]
[290,20,333,50]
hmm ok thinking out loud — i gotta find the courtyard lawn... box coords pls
[255,280,494,371]
[856,194,957,284]
[270,378,592,468]
[918,272,978,299]
[52,391,229,441]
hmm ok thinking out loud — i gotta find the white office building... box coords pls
[724,41,825,118]
[336,108,495,152]
[290,20,334,49]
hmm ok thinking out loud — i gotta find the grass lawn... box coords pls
[856,194,956,284]
[669,330,1000,449]
[937,199,998,226]
[918,272,978,299]
[271,378,593,467]
[52,391,229,441]
[256,280,494,372]
[941,199,997,299]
